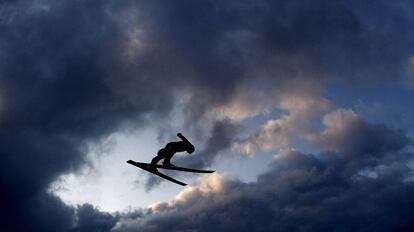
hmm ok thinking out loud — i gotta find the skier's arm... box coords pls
[177,133,189,143]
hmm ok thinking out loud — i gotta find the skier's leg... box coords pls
[162,144,174,166]
[163,153,174,166]
[151,149,165,165]
[150,156,162,165]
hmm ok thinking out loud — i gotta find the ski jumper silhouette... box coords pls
[126,133,212,186]
[151,133,195,166]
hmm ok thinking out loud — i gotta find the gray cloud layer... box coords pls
[1,0,414,231]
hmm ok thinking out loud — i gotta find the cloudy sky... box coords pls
[2,0,414,231]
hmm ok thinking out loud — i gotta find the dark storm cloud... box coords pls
[122,0,414,124]
[69,204,118,232]
[1,0,414,231]
[0,0,173,230]
[115,118,414,232]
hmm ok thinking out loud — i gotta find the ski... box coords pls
[128,160,215,173]
[127,160,187,186]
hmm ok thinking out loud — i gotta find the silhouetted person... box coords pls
[150,133,195,167]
